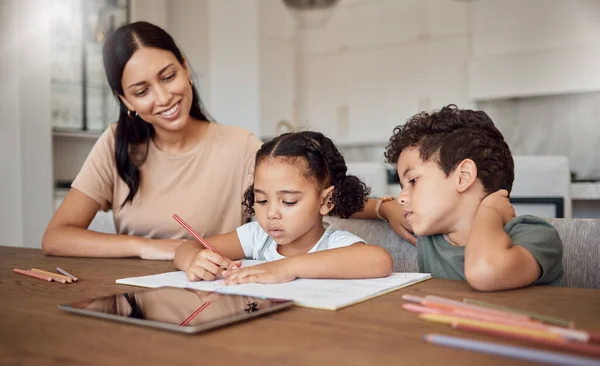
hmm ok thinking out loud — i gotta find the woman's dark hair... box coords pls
[384,104,514,194]
[123,293,144,319]
[102,21,212,207]
[243,131,370,219]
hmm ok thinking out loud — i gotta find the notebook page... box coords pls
[187,273,432,310]
[115,259,264,288]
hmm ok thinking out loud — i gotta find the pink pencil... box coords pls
[173,214,222,256]
[14,268,53,282]
[402,295,532,322]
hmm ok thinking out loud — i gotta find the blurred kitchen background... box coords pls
[1,0,599,247]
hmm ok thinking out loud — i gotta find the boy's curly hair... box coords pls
[243,131,370,218]
[384,104,514,193]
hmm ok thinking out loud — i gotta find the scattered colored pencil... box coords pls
[453,323,600,359]
[14,268,53,282]
[424,334,600,366]
[419,313,564,341]
[56,267,78,282]
[402,303,589,343]
[463,298,575,328]
[31,268,71,283]
[403,294,531,322]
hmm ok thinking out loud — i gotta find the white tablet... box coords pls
[59,286,294,334]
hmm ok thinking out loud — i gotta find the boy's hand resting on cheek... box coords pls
[222,260,297,285]
[380,201,417,245]
[185,249,241,281]
[479,189,516,225]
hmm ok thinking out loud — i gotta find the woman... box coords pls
[42,21,262,260]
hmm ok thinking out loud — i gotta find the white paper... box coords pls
[116,261,431,310]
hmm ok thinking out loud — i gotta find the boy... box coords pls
[386,105,563,291]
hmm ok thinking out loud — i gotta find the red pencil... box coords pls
[180,302,211,326]
[14,268,54,282]
[173,214,222,256]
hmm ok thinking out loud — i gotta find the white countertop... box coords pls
[571,182,600,200]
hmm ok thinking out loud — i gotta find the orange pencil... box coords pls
[14,268,53,282]
[419,313,564,341]
[453,323,600,358]
[30,269,71,283]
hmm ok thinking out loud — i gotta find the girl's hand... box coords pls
[185,249,242,282]
[222,261,296,285]
[137,239,184,260]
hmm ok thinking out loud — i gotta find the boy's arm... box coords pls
[465,190,540,291]
[352,198,417,245]
[173,231,246,271]
[223,243,394,284]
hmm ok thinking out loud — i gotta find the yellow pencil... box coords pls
[419,313,564,341]
[30,268,71,283]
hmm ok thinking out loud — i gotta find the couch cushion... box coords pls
[547,218,600,289]
[327,217,600,289]
[325,217,418,272]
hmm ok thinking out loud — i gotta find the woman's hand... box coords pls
[380,201,417,245]
[137,239,185,260]
[222,260,296,285]
[185,249,242,281]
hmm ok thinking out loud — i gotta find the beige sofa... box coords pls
[327,217,600,289]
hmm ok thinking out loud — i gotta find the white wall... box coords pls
[297,0,473,144]
[0,0,53,248]
[130,0,168,30]
[469,0,600,99]
[166,0,211,107]
[206,0,261,135]
[259,0,295,137]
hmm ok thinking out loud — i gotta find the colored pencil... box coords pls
[173,214,222,256]
[180,302,211,326]
[419,313,564,341]
[402,302,589,343]
[425,295,540,322]
[424,334,600,366]
[31,269,70,283]
[14,268,53,282]
[463,298,575,328]
[453,323,600,358]
[56,267,78,282]
[403,295,531,322]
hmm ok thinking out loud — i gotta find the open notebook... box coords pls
[116,260,431,311]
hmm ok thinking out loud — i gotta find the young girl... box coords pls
[174,131,394,284]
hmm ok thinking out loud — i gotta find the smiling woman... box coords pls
[42,22,263,260]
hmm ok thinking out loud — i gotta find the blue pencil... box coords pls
[424,334,600,366]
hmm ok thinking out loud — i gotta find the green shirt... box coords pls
[417,215,564,286]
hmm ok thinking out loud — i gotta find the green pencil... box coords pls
[463,299,575,328]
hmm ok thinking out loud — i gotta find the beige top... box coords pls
[72,122,262,239]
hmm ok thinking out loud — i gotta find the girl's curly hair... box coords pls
[243,131,370,218]
[384,104,514,194]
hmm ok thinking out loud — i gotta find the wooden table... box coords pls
[2,246,600,366]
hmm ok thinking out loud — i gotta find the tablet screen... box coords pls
[59,287,294,333]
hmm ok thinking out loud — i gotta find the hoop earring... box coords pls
[127,110,138,119]
[189,79,194,87]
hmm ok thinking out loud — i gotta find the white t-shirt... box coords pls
[236,221,365,261]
